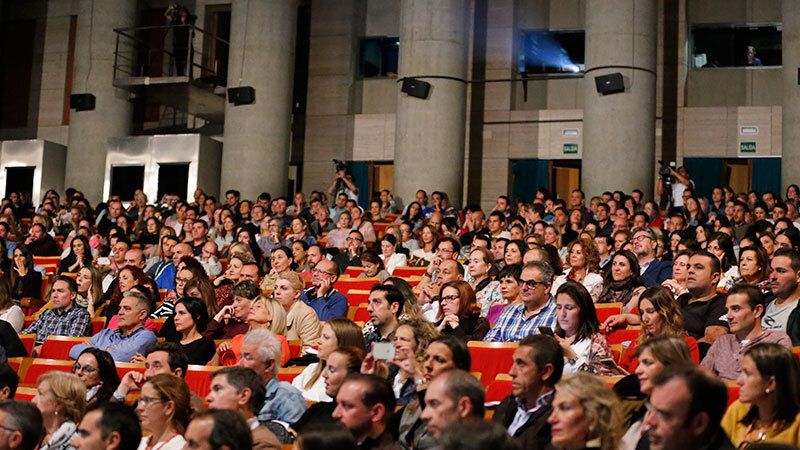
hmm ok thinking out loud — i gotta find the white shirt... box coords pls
[137,434,186,450]
[0,305,24,332]
[291,363,332,402]
[380,253,408,275]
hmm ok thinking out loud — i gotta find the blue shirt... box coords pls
[301,288,348,321]
[483,298,558,343]
[69,326,157,362]
[154,262,176,291]
[257,377,307,424]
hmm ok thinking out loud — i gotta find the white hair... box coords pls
[242,328,282,375]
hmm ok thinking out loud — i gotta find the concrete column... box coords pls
[393,0,468,207]
[782,0,800,192]
[221,0,297,200]
[582,0,657,198]
[65,0,136,203]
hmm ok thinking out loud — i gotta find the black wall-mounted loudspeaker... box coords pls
[594,73,625,95]
[228,86,256,106]
[69,93,96,111]
[401,78,431,99]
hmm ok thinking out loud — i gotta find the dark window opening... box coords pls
[0,20,36,129]
[519,30,585,75]
[359,36,399,78]
[110,166,145,202]
[5,167,34,199]
[157,163,190,200]
[691,24,781,68]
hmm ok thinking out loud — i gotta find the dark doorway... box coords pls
[110,165,145,201]
[158,163,190,200]
[203,4,231,85]
[5,167,35,198]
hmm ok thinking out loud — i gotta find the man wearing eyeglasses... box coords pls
[483,261,558,342]
[631,226,672,287]
[0,400,43,450]
[332,230,365,272]
[301,259,348,321]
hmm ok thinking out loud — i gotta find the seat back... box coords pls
[185,365,221,397]
[19,334,36,356]
[485,374,513,404]
[595,302,623,324]
[392,267,427,278]
[40,336,90,360]
[277,366,305,383]
[114,362,145,381]
[467,341,518,387]
[24,359,73,384]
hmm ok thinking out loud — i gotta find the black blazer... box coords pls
[492,394,553,450]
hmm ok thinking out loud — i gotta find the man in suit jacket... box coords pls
[632,226,673,287]
[492,334,564,450]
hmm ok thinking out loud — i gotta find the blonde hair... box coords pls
[253,296,287,335]
[37,372,86,423]
[555,374,622,450]
[278,271,305,293]
[305,318,366,390]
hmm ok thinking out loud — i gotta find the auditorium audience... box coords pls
[17,175,800,450]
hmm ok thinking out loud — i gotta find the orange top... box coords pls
[221,332,291,367]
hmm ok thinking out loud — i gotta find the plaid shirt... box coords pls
[22,305,91,344]
[483,298,558,343]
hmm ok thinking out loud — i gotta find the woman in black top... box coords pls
[7,245,41,300]
[58,235,93,274]
[435,280,489,342]
[171,296,215,365]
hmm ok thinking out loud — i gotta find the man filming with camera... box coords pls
[656,163,694,208]
[328,159,359,202]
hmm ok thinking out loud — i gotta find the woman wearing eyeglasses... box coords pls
[33,372,85,450]
[73,348,120,404]
[136,374,190,450]
[434,280,489,342]
[722,343,800,448]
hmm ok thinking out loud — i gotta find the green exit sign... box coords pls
[740,141,756,153]
[563,143,578,154]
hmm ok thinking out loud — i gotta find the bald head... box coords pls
[124,249,145,269]
[172,243,193,266]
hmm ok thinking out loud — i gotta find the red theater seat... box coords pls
[40,336,90,360]
[185,365,220,397]
[485,374,513,404]
[467,341,518,387]
[23,359,73,384]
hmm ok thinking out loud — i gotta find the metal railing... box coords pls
[113,24,229,86]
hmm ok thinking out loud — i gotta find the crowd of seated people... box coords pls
[2,181,800,449]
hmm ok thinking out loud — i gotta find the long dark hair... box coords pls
[708,232,737,272]
[78,348,120,404]
[742,344,800,428]
[176,296,210,333]
[68,235,93,267]
[429,335,471,371]
[554,281,600,342]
